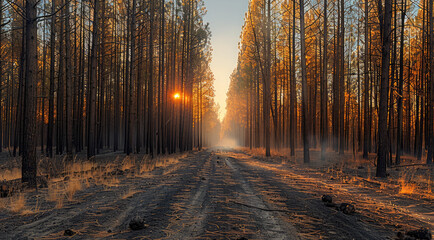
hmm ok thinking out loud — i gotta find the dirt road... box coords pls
[0,149,431,239]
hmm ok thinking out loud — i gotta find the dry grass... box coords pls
[10,193,26,213]
[38,156,68,178]
[101,177,120,189]
[399,179,417,194]
[47,182,64,208]
[66,179,82,201]
[121,156,136,171]
[1,152,189,215]
[240,147,287,158]
[0,192,41,215]
[240,148,433,200]
[0,197,7,210]
[0,167,21,181]
[137,153,186,175]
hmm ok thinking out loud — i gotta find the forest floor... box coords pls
[0,148,432,239]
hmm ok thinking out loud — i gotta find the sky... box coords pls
[202,0,250,122]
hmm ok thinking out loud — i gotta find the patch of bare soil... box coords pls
[0,148,432,239]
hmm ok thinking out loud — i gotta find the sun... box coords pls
[174,93,181,100]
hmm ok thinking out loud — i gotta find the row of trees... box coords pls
[223,0,434,177]
[0,0,220,186]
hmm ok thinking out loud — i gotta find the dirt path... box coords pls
[0,149,431,239]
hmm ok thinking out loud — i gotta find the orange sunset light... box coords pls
[174,93,181,100]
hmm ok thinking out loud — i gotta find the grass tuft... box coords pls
[66,179,82,201]
[0,168,21,181]
[399,179,417,195]
[10,193,26,213]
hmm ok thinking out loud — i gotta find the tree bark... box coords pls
[396,0,407,165]
[264,0,271,157]
[300,0,310,163]
[321,0,328,160]
[22,0,39,187]
[87,0,99,159]
[363,0,370,159]
[377,0,392,177]
[426,0,434,164]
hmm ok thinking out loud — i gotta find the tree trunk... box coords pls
[426,0,434,164]
[148,0,155,158]
[22,0,39,187]
[339,0,345,155]
[321,0,328,160]
[300,0,310,163]
[377,0,392,177]
[65,0,73,155]
[47,0,56,157]
[0,0,3,152]
[264,0,271,157]
[363,0,370,159]
[290,0,296,156]
[396,0,407,165]
[87,0,99,159]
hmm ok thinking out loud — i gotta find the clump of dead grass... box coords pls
[397,169,421,195]
[121,156,136,171]
[66,179,82,201]
[0,197,6,210]
[38,156,69,178]
[46,178,83,208]
[399,179,417,194]
[10,193,26,213]
[0,193,40,215]
[0,167,21,181]
[47,182,64,208]
[137,153,186,175]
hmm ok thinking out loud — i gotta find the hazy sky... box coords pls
[202,0,249,121]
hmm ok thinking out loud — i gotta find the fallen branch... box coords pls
[229,200,291,213]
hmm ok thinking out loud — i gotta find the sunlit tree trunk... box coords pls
[290,0,296,156]
[396,0,407,165]
[0,0,3,152]
[300,0,310,163]
[264,0,271,157]
[426,0,434,164]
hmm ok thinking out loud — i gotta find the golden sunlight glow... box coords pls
[174,93,181,100]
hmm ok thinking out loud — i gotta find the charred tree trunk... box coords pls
[87,0,99,159]
[22,0,39,187]
[321,0,328,160]
[377,0,392,177]
[396,0,407,165]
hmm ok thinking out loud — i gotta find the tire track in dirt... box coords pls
[108,151,212,239]
[223,157,299,240]
[151,150,299,239]
[222,150,416,240]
